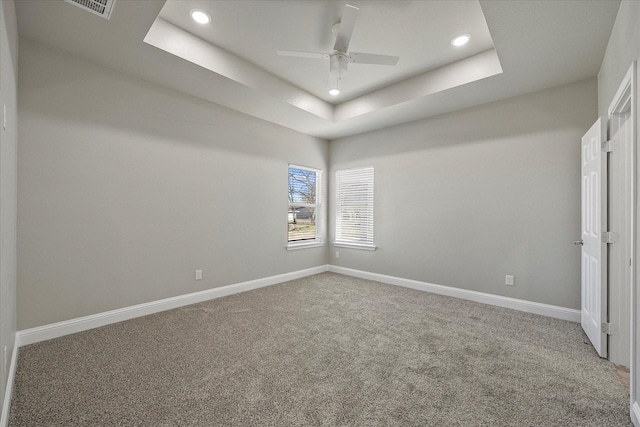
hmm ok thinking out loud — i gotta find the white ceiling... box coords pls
[157,0,496,103]
[15,0,620,140]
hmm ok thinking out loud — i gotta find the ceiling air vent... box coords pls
[64,0,116,20]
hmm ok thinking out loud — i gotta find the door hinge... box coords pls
[602,322,617,335]
[603,140,617,152]
[602,231,618,244]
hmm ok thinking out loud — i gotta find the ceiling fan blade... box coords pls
[347,52,399,66]
[333,4,359,53]
[277,50,330,60]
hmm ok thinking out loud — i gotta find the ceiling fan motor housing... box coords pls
[330,53,349,77]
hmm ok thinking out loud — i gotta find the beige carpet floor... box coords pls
[9,272,632,426]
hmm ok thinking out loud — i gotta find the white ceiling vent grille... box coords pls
[64,0,116,20]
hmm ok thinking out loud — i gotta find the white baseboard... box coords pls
[632,401,640,427]
[328,265,581,323]
[15,264,581,347]
[1,335,19,427]
[18,265,328,347]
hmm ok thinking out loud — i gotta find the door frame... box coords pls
[609,62,639,425]
[608,65,635,368]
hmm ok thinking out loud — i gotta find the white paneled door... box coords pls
[581,117,608,358]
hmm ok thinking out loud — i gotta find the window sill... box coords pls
[332,242,377,251]
[286,241,325,251]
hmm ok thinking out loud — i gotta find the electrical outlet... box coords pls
[335,251,340,259]
[505,275,515,286]
[195,269,203,281]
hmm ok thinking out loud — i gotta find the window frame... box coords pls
[287,164,323,250]
[334,166,376,251]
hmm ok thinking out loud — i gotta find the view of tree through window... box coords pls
[288,166,318,242]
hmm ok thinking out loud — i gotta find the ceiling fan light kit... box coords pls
[277,4,400,96]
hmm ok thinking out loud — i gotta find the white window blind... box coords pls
[335,167,374,249]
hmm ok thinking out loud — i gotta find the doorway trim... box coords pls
[608,63,635,368]
[609,62,638,425]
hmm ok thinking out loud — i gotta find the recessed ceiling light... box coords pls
[451,34,471,47]
[329,89,340,96]
[190,9,211,25]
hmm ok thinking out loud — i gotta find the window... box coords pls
[335,167,375,250]
[288,165,322,246]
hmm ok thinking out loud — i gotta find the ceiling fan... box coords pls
[277,4,400,96]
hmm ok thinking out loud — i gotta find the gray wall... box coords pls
[0,0,17,415]
[598,0,640,117]
[17,39,328,330]
[329,79,597,310]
